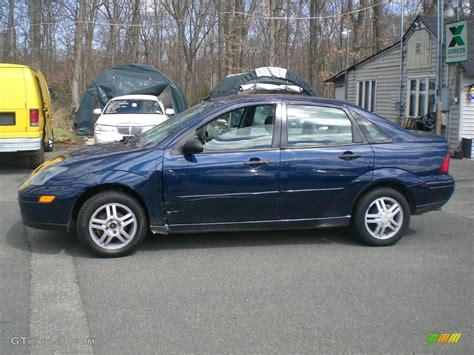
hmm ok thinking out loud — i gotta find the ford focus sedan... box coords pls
[18,95,455,257]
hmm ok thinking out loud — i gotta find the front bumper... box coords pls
[94,131,124,144]
[18,185,82,231]
[0,138,42,152]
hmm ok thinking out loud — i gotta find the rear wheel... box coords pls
[76,191,148,257]
[28,143,45,169]
[44,130,54,152]
[353,188,410,246]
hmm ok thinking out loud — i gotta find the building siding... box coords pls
[394,26,460,152]
[336,18,465,154]
[460,73,474,157]
[347,45,401,121]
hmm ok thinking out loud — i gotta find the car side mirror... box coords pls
[165,108,175,116]
[93,108,102,115]
[182,138,203,155]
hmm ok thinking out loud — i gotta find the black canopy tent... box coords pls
[208,67,315,99]
[74,64,188,135]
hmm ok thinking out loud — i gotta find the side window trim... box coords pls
[281,102,366,149]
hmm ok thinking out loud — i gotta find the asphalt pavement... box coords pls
[0,152,472,354]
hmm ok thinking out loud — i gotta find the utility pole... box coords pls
[435,0,444,135]
[342,28,351,101]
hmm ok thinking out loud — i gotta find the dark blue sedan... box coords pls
[18,95,455,256]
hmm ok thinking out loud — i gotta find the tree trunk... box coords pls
[373,0,383,53]
[128,0,141,62]
[72,0,87,111]
[217,0,225,80]
[309,0,320,90]
[3,0,16,62]
[28,0,42,69]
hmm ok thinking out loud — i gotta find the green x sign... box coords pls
[446,20,468,64]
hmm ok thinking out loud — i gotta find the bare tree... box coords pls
[3,0,16,62]
[28,0,42,69]
[72,0,87,111]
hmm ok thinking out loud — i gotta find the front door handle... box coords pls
[245,158,269,166]
[338,151,361,160]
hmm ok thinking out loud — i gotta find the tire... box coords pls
[44,130,54,152]
[353,188,410,246]
[28,143,45,169]
[76,191,148,257]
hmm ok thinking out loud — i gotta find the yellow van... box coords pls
[0,64,54,167]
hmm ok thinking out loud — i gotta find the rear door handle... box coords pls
[338,151,361,160]
[245,158,269,166]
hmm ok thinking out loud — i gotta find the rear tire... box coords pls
[76,191,148,257]
[28,143,45,169]
[44,130,54,152]
[353,188,410,246]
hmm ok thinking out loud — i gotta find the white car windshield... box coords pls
[104,99,163,115]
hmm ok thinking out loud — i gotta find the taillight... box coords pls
[440,153,450,174]
[30,109,39,126]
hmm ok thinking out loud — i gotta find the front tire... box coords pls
[353,188,410,246]
[76,191,148,257]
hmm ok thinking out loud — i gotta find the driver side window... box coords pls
[196,105,275,152]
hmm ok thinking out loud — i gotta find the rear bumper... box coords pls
[0,138,42,152]
[412,175,455,215]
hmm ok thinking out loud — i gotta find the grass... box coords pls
[54,127,75,139]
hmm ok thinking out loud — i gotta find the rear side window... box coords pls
[286,105,353,147]
[351,110,392,143]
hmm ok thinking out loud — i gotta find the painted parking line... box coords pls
[27,228,94,353]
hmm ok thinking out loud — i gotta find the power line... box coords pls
[1,1,391,32]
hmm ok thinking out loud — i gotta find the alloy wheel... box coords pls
[364,197,403,240]
[88,203,137,250]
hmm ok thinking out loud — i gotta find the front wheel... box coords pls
[353,188,410,246]
[76,191,148,257]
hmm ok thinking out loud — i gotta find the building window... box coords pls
[415,42,422,54]
[356,80,376,112]
[407,78,435,117]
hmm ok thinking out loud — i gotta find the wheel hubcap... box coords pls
[364,197,403,240]
[89,203,137,250]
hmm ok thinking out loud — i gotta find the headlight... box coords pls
[95,124,117,133]
[24,167,69,187]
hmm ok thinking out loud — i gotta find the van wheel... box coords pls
[76,191,148,257]
[28,143,45,169]
[353,188,410,246]
[44,131,54,152]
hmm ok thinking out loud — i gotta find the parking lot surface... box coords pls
[1,152,472,353]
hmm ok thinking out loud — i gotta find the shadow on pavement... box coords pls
[0,153,32,173]
[138,227,362,253]
[6,219,362,259]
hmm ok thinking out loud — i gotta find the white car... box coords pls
[93,94,174,144]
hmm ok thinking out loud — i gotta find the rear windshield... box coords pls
[104,99,163,115]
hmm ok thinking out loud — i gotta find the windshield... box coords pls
[104,99,163,115]
[131,101,219,146]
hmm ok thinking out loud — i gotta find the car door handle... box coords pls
[245,158,269,166]
[338,151,361,160]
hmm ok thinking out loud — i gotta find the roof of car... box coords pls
[208,94,349,107]
[110,94,160,101]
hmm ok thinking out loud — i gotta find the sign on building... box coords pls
[445,20,468,64]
